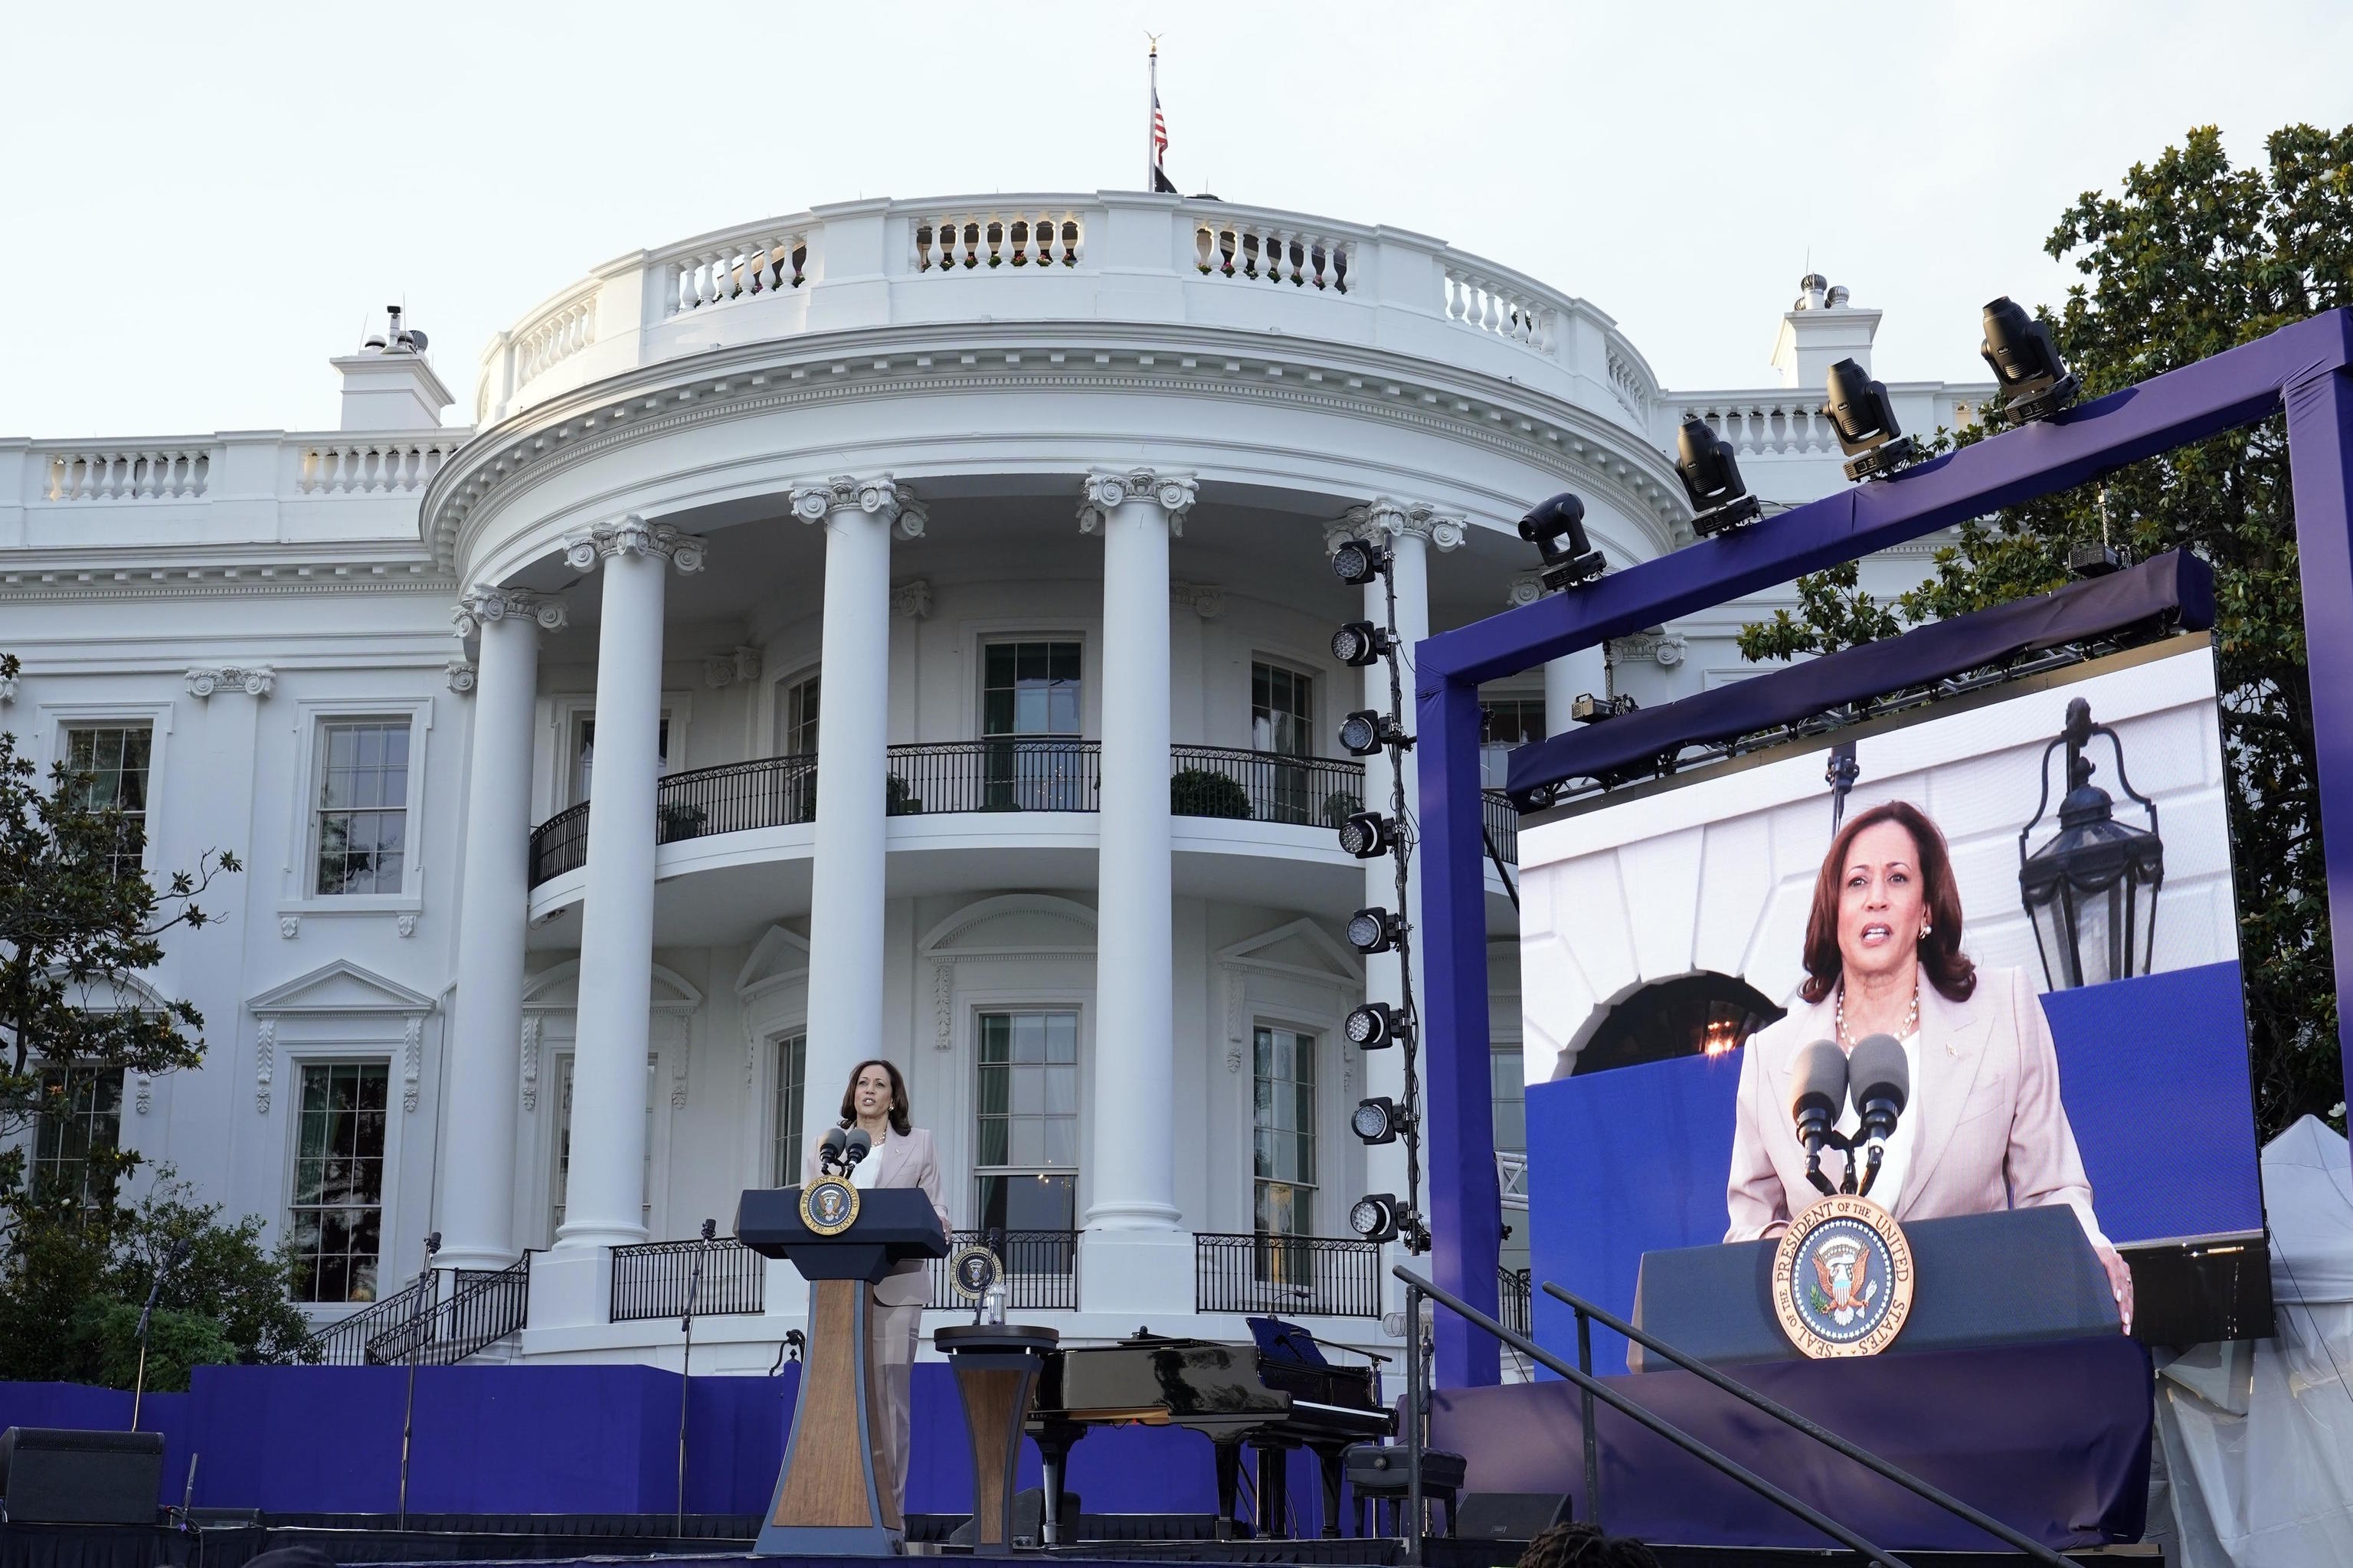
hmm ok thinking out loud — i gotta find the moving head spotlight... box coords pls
[1674,417,1762,538]
[1825,359,1919,482]
[1518,492,1605,591]
[1981,296,2079,423]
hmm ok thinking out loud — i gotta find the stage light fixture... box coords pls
[1347,906,1404,954]
[1330,620,1392,667]
[1337,810,1396,859]
[1339,709,1411,757]
[1517,492,1606,591]
[1351,1097,1406,1145]
[1825,358,1919,482]
[1569,692,1638,724]
[1674,417,1763,538]
[1331,538,1390,586]
[1981,296,2079,423]
[1348,1193,1403,1243]
[1344,1000,1409,1049]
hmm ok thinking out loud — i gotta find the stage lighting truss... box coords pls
[1347,906,1406,954]
[1517,491,1606,591]
[1330,620,1394,667]
[1344,1000,1410,1051]
[1337,810,1398,859]
[1351,1096,1406,1145]
[1826,358,1919,483]
[1331,538,1391,586]
[1340,709,1412,757]
[1982,296,2080,424]
[1349,1192,1404,1243]
[1675,417,1763,538]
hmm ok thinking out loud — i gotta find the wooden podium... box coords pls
[738,1184,947,1557]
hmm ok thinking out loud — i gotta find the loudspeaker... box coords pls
[1456,1491,1575,1542]
[0,1428,165,1524]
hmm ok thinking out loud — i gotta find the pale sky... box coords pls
[5,1,2349,440]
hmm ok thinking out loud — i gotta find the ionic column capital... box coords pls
[1346,497,1468,552]
[561,515,708,574]
[791,474,926,538]
[1078,468,1198,535]
[1507,571,1549,607]
[453,584,568,640]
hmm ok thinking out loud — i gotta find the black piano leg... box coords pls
[1256,1445,1289,1540]
[1214,1440,1243,1541]
[1315,1445,1343,1538]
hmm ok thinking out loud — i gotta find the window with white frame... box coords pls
[549,1053,656,1236]
[312,721,410,895]
[1251,663,1317,824]
[288,1061,389,1303]
[974,1010,1078,1232]
[1252,1026,1317,1248]
[33,1063,123,1208]
[777,673,820,758]
[62,725,153,876]
[981,641,1085,810]
[773,1032,807,1186]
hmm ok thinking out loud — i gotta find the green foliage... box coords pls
[1170,768,1252,819]
[1739,126,2353,1135]
[0,1172,316,1387]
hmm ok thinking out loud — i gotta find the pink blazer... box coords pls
[806,1124,952,1307]
[1725,966,2108,1251]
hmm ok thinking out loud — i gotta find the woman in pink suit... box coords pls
[1724,800,2134,1329]
[805,1059,950,1518]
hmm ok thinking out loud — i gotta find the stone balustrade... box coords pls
[1661,387,1985,459]
[466,192,1663,434]
[44,447,211,501]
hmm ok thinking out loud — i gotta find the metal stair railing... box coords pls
[1393,1264,1913,1568]
[1540,1280,2070,1566]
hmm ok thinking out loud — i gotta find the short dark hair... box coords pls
[838,1058,912,1137]
[1517,1522,1662,1568]
[1799,799,1976,1007]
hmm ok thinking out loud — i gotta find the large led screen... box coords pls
[1516,637,2263,1369]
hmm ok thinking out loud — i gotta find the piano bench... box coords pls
[1343,1444,1465,1538]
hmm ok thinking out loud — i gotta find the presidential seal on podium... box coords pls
[1772,1194,1916,1358]
[948,1242,1003,1304]
[798,1175,861,1237]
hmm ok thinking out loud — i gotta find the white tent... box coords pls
[2152,1115,2353,1566]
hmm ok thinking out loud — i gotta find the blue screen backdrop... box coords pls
[1527,960,2263,1373]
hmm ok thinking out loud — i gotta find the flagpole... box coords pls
[1146,38,1159,190]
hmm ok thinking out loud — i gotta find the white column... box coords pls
[437,586,565,1272]
[555,516,705,1252]
[1076,467,1196,1314]
[1338,501,1459,1298]
[794,476,921,1147]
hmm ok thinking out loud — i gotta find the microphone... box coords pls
[1847,1033,1910,1199]
[841,1128,873,1174]
[817,1126,848,1175]
[1788,1039,1848,1197]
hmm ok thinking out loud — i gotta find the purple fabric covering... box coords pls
[1428,1335,2153,1550]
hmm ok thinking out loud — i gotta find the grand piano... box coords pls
[1026,1321,1396,1541]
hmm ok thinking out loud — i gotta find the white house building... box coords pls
[0,193,1988,1367]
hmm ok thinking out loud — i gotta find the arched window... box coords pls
[1572,972,1785,1076]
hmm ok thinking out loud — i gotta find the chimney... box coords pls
[1769,275,1883,391]
[332,306,455,430]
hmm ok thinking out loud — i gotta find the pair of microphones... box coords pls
[1788,1035,1910,1199]
[817,1124,875,1177]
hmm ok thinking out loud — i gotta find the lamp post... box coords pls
[2018,696,2165,989]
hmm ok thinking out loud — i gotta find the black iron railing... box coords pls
[610,1236,767,1323]
[312,1256,531,1367]
[925,1229,1078,1310]
[1170,746,1365,827]
[529,801,591,885]
[1499,1266,1532,1338]
[1482,789,1519,866]
[887,741,1099,814]
[658,754,819,842]
[1194,1232,1383,1318]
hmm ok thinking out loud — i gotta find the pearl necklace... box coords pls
[1836,978,1918,1047]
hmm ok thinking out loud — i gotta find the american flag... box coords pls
[1150,50,1176,193]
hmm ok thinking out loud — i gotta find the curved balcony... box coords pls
[527,745,1517,889]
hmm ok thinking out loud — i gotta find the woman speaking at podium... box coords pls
[1723,800,2132,1327]
[806,1058,949,1517]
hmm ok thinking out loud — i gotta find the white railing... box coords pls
[299,438,462,494]
[913,209,1084,272]
[1607,348,1651,417]
[1673,397,1838,457]
[1192,218,1350,292]
[513,294,596,391]
[1444,266,1551,349]
[658,225,810,319]
[45,448,211,501]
